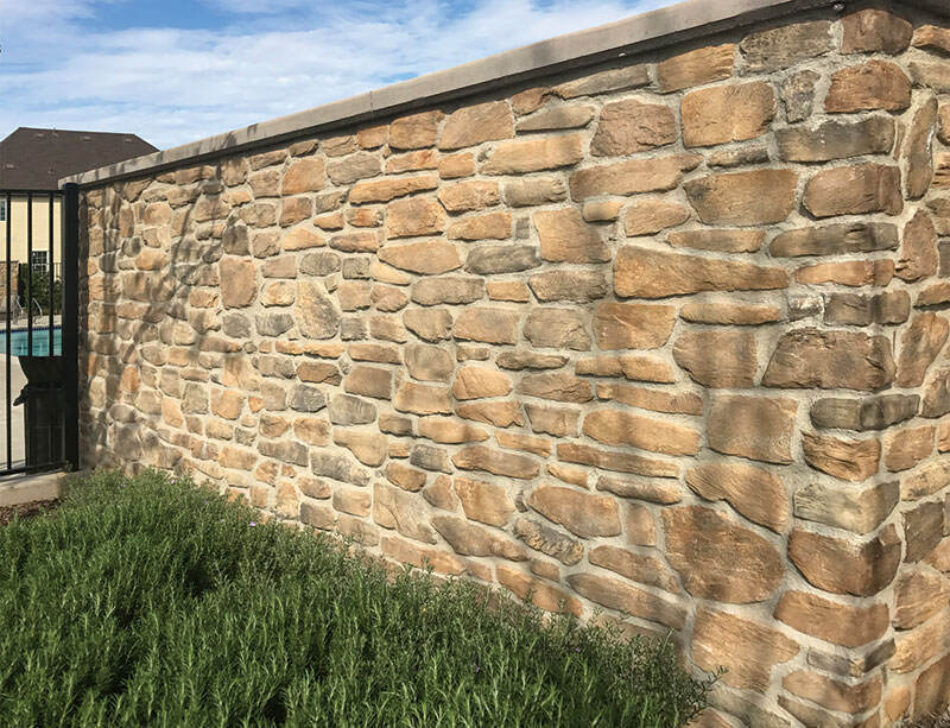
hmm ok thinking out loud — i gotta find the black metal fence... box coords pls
[0,186,79,477]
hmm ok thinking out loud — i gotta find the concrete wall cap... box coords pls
[61,0,946,187]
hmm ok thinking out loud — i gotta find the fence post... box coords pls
[61,183,80,471]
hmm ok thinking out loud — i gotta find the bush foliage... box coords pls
[0,470,713,726]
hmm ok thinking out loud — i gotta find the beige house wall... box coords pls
[0,194,64,274]
[73,1,950,725]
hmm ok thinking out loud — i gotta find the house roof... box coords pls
[64,0,950,188]
[0,127,156,191]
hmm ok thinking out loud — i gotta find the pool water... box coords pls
[0,327,62,357]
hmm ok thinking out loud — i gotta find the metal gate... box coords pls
[0,184,79,477]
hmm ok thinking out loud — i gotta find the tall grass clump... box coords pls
[0,469,713,727]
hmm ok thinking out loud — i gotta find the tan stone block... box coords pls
[898,210,940,284]
[432,515,527,560]
[590,545,679,593]
[778,116,895,164]
[893,610,950,674]
[904,95,939,200]
[571,572,687,629]
[685,169,797,225]
[485,280,528,303]
[388,110,444,150]
[522,308,590,350]
[895,570,950,630]
[452,444,539,480]
[596,382,701,417]
[403,309,453,342]
[794,259,894,287]
[438,152,475,179]
[453,476,515,527]
[682,82,775,148]
[590,99,676,156]
[575,354,675,384]
[447,211,510,241]
[692,607,799,690]
[281,157,326,195]
[439,101,513,150]
[451,366,510,400]
[897,312,949,388]
[885,425,935,472]
[910,61,950,93]
[417,416,488,444]
[385,149,438,174]
[583,409,700,456]
[220,258,256,308]
[378,241,460,275]
[789,525,901,596]
[404,343,453,383]
[527,271,607,304]
[503,177,568,207]
[385,197,445,238]
[518,372,593,404]
[517,105,595,133]
[436,180,499,213]
[685,461,786,533]
[804,163,903,218]
[496,565,581,616]
[825,60,912,113]
[456,400,524,428]
[679,301,780,326]
[656,44,735,93]
[668,229,764,254]
[783,671,881,715]
[393,381,451,415]
[740,20,832,71]
[534,208,608,263]
[672,329,757,388]
[282,226,323,252]
[553,65,650,99]
[623,198,690,236]
[663,506,783,603]
[481,134,584,175]
[382,535,465,576]
[344,365,392,400]
[453,307,520,345]
[914,24,950,54]
[841,8,912,54]
[592,302,675,350]
[707,395,796,464]
[520,403,577,438]
[775,590,889,651]
[914,652,950,720]
[905,501,944,563]
[332,487,371,517]
[349,175,438,204]
[385,461,427,492]
[614,246,787,299]
[763,329,894,392]
[802,432,880,482]
[373,482,435,544]
[570,153,701,200]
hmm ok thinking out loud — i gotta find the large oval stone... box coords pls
[663,506,784,603]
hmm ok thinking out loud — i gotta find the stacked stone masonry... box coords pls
[78,4,950,725]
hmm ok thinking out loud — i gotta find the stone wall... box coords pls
[77,3,950,725]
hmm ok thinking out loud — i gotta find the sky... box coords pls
[0,0,674,151]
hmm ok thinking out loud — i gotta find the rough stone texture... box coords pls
[78,10,950,724]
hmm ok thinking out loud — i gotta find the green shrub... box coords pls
[0,470,713,727]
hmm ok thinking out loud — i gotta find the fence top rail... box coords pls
[60,0,948,189]
[0,190,64,197]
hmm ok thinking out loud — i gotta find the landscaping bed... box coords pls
[0,470,712,726]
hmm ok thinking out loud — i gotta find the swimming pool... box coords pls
[0,327,62,357]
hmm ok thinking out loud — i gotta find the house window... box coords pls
[31,251,48,274]
[0,199,6,223]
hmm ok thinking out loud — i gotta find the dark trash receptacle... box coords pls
[14,357,64,467]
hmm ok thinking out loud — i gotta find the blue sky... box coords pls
[0,0,673,151]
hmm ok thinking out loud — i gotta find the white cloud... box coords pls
[0,0,668,150]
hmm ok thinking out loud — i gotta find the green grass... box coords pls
[0,469,713,727]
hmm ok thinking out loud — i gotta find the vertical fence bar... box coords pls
[62,184,80,471]
[26,192,33,356]
[48,193,54,355]
[5,192,11,471]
